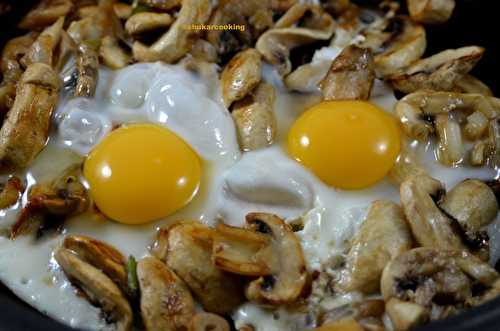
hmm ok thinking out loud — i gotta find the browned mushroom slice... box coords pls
[162,222,245,314]
[407,0,456,24]
[360,16,426,76]
[381,248,500,329]
[125,12,173,36]
[140,0,181,11]
[63,235,128,292]
[454,75,493,96]
[221,48,262,108]
[0,63,59,170]
[438,179,499,260]
[18,0,73,30]
[320,0,351,16]
[11,164,89,238]
[395,91,500,142]
[0,176,25,210]
[255,3,335,76]
[55,248,133,331]
[20,16,64,68]
[132,0,212,63]
[314,319,364,331]
[231,83,276,151]
[99,36,131,70]
[245,212,309,305]
[189,313,230,331]
[318,45,375,101]
[137,256,195,331]
[213,223,272,276]
[336,200,413,294]
[388,46,484,94]
[75,41,99,97]
[400,174,466,251]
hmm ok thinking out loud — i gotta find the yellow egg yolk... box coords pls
[84,124,202,224]
[287,100,400,190]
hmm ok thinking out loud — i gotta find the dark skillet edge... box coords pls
[0,0,499,330]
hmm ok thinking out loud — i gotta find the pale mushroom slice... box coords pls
[221,48,262,108]
[158,221,245,314]
[18,0,73,30]
[55,248,133,331]
[256,3,335,76]
[75,41,99,97]
[99,36,131,70]
[454,75,493,96]
[62,235,128,293]
[387,46,484,93]
[244,213,309,305]
[318,45,375,101]
[359,16,426,76]
[395,90,500,141]
[0,63,60,170]
[381,247,500,330]
[0,176,25,210]
[407,0,456,24]
[318,299,386,331]
[20,16,65,68]
[137,256,195,331]
[125,12,173,36]
[189,312,230,331]
[335,200,413,294]
[400,174,466,251]
[11,164,89,239]
[231,83,277,151]
[113,3,132,20]
[438,179,499,260]
[132,0,212,63]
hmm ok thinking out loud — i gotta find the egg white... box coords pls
[0,54,497,331]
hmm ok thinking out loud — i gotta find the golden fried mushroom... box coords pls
[99,36,131,70]
[18,0,72,30]
[125,12,173,36]
[319,45,375,101]
[140,0,181,11]
[137,256,195,331]
[455,75,493,96]
[0,176,25,210]
[0,63,60,170]
[20,16,64,67]
[189,312,230,331]
[55,248,133,331]
[336,200,413,294]
[407,0,456,24]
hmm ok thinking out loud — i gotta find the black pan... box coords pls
[0,0,499,330]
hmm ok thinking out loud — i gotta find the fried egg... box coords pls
[0,57,498,331]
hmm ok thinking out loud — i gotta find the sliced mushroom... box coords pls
[318,45,375,101]
[11,164,89,239]
[255,3,335,76]
[454,75,493,96]
[55,248,133,331]
[125,12,173,36]
[245,213,309,305]
[470,140,488,166]
[160,222,245,314]
[336,200,413,294]
[360,16,426,76]
[434,113,464,166]
[99,36,131,70]
[319,299,386,330]
[18,0,72,30]
[488,119,500,168]
[314,319,364,331]
[20,16,64,68]
[137,256,195,331]
[0,63,60,170]
[231,83,277,151]
[381,247,500,329]
[132,0,212,63]
[113,3,133,20]
[388,140,426,185]
[395,90,500,141]
[387,46,484,93]
[75,41,99,97]
[438,179,498,260]
[407,0,456,24]
[400,174,466,251]
[0,176,25,210]
[221,48,262,108]
[140,0,181,11]
[188,312,230,331]
[63,235,128,293]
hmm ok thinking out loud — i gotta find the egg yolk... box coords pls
[84,124,201,224]
[287,100,400,190]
